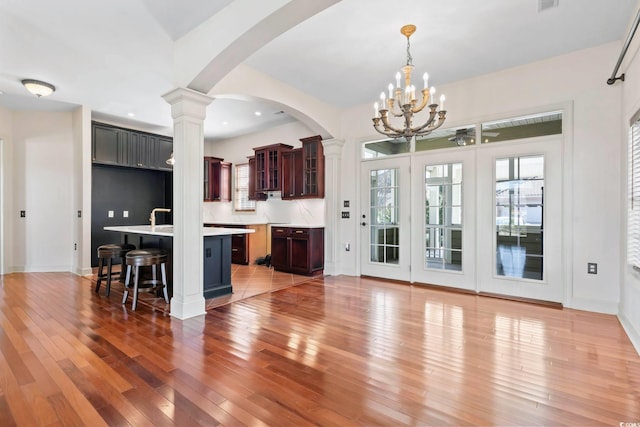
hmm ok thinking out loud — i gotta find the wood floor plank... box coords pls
[0,271,639,425]
[0,392,18,427]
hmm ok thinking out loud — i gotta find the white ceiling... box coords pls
[0,0,636,140]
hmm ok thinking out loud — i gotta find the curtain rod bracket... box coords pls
[607,74,626,85]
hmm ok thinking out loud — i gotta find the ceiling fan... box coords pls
[448,128,499,146]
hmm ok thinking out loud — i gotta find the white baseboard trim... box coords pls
[618,311,640,356]
[170,296,206,320]
[323,261,336,276]
[565,297,618,314]
[74,267,94,276]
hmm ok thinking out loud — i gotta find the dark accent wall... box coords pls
[91,165,173,267]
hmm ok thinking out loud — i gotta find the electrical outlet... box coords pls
[345,243,350,251]
[123,210,129,218]
[77,210,82,218]
[587,262,598,274]
[108,210,114,218]
[20,210,26,218]
[341,211,350,218]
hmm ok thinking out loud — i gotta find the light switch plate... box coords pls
[123,210,129,218]
[108,210,114,218]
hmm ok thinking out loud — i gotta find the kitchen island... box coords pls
[104,225,254,298]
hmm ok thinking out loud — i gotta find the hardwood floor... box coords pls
[0,272,639,426]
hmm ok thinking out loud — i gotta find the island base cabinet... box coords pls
[203,235,232,298]
[205,224,270,265]
[271,227,324,276]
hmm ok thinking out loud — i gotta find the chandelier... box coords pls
[372,24,447,141]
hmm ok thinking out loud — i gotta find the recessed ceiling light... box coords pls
[127,112,135,117]
[254,111,262,116]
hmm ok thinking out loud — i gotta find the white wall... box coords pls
[11,111,75,272]
[203,120,325,226]
[336,41,623,313]
[619,1,640,354]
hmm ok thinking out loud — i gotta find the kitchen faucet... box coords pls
[150,208,171,228]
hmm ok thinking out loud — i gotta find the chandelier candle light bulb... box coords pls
[371,24,447,141]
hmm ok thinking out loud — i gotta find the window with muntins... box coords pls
[235,163,256,211]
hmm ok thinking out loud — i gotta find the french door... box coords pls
[410,149,477,290]
[360,156,411,281]
[476,138,564,302]
[359,137,564,303]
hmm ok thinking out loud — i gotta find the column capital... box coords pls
[162,87,214,120]
[321,138,345,157]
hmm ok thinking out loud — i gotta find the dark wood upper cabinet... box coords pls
[92,122,125,165]
[153,136,174,171]
[282,135,324,199]
[204,156,231,202]
[124,132,153,168]
[248,136,324,201]
[282,148,303,199]
[253,143,293,194]
[91,121,173,172]
[301,135,324,198]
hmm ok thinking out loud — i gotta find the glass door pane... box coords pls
[495,155,544,280]
[369,168,400,264]
[424,162,463,271]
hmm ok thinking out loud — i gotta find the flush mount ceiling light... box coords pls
[21,79,56,97]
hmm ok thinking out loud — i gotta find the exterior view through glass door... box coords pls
[495,155,544,280]
[360,157,410,281]
[476,138,563,303]
[410,149,477,290]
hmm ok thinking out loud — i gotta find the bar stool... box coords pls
[95,243,136,296]
[122,248,170,310]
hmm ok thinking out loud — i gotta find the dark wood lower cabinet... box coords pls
[231,233,248,264]
[271,226,324,276]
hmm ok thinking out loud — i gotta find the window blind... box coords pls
[628,118,640,269]
[235,163,256,211]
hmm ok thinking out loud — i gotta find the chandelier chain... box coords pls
[406,36,413,66]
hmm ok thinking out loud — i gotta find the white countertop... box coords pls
[105,225,254,237]
[270,224,325,229]
[204,220,270,226]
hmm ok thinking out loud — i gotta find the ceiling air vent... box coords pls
[538,0,559,12]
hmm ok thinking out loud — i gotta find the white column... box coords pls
[162,88,213,320]
[321,138,345,276]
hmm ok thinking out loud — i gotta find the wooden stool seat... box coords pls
[122,248,169,310]
[95,243,135,296]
